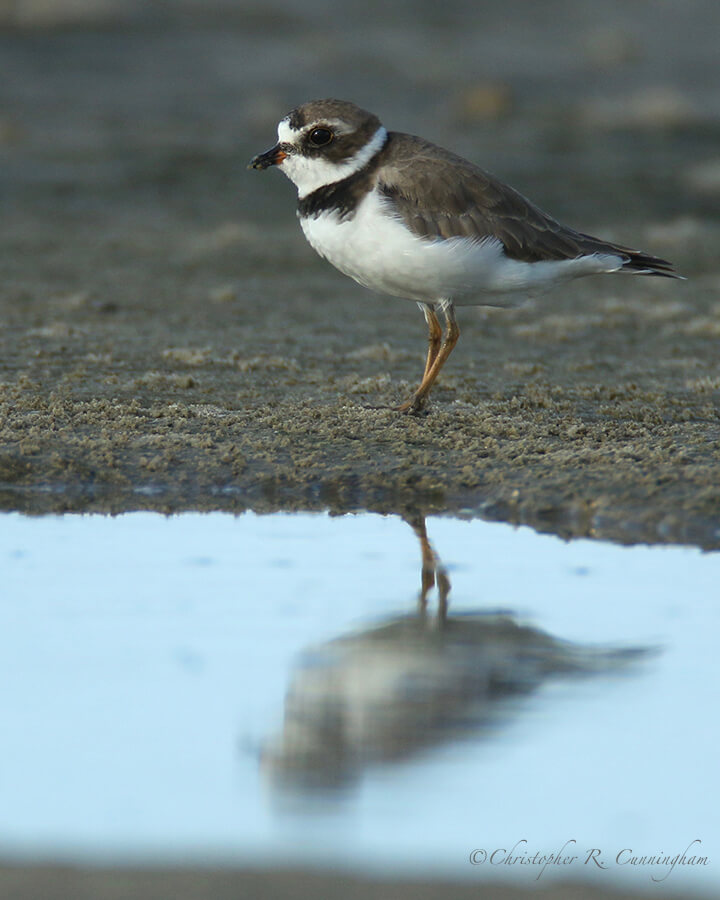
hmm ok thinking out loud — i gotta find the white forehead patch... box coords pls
[277,118,300,144]
[276,125,388,198]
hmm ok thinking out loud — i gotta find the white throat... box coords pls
[277,125,388,198]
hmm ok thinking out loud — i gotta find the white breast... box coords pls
[299,189,624,307]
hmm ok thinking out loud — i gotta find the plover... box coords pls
[250,99,680,413]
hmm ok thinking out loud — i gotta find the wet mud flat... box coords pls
[2,212,719,547]
[0,864,701,900]
[1,1,720,547]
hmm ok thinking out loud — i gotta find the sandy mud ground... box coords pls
[0,864,703,900]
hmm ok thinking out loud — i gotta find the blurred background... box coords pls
[2,0,718,378]
[2,0,719,252]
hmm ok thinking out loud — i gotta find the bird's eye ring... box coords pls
[308,127,333,148]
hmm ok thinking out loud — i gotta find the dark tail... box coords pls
[571,227,684,279]
[618,247,684,279]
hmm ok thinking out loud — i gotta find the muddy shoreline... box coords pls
[0,864,704,900]
[1,3,719,548]
[2,264,719,546]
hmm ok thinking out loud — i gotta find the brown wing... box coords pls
[376,132,678,275]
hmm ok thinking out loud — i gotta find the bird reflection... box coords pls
[261,515,649,792]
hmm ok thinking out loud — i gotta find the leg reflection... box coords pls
[407,513,450,621]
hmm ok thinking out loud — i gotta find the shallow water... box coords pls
[0,511,717,895]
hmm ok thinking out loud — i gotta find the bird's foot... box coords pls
[394,393,429,415]
[360,396,428,414]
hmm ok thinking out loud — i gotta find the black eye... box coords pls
[308,127,333,148]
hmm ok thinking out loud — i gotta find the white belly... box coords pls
[299,189,623,307]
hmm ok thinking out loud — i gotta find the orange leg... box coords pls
[421,304,442,380]
[396,303,459,414]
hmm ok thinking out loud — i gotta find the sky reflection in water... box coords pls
[0,511,717,895]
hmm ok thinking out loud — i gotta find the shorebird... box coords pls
[251,99,680,413]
